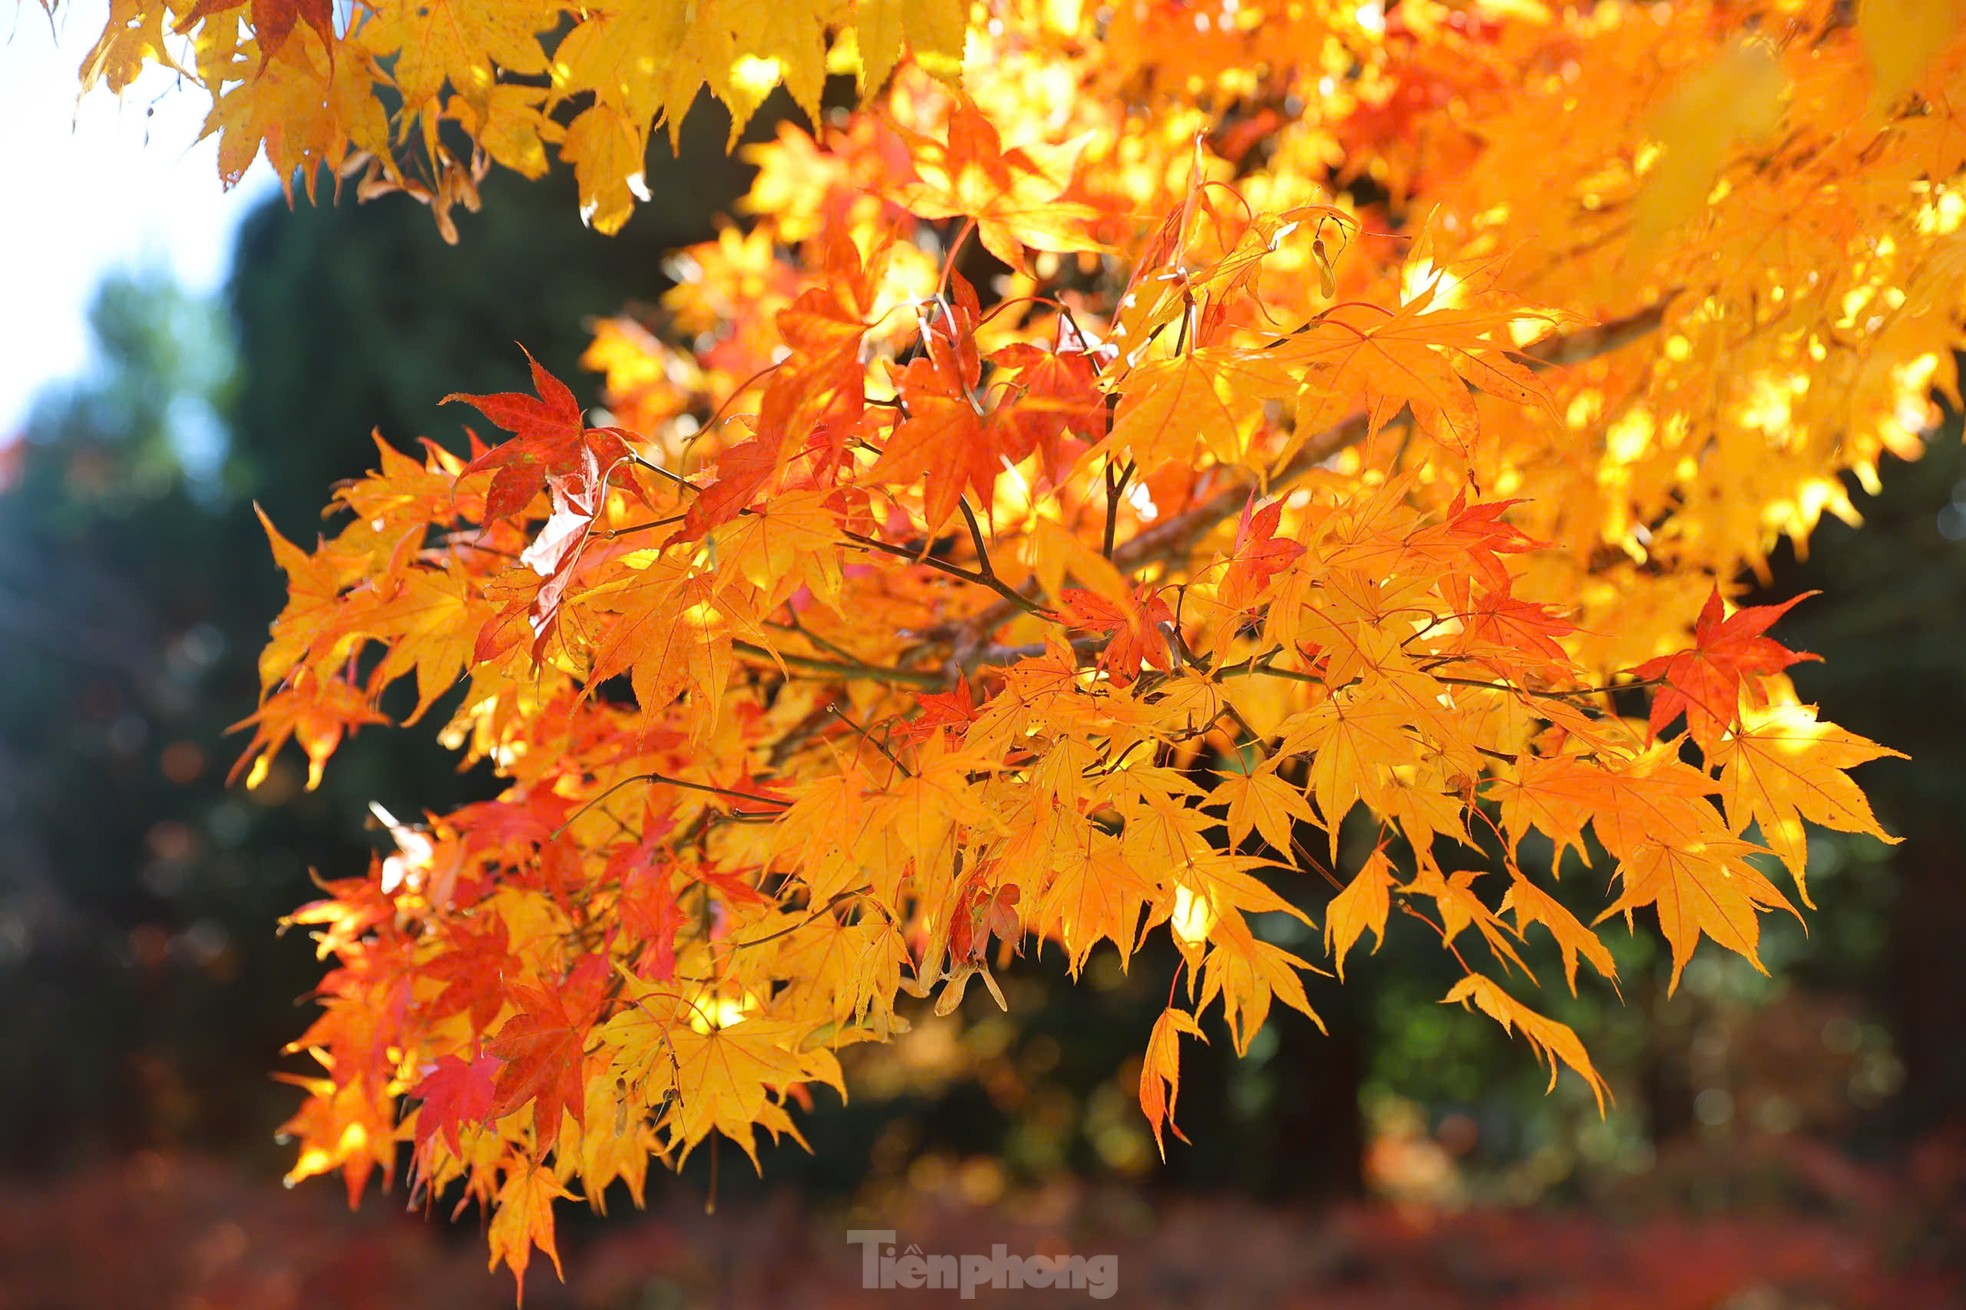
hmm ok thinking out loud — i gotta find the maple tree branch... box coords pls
[1218,658,1317,684]
[550,771,789,841]
[1429,672,1664,700]
[936,301,1669,659]
[957,497,998,577]
[627,452,704,495]
[839,528,1050,617]
[731,639,944,688]
[600,512,689,540]
[1103,457,1135,559]
[827,702,913,776]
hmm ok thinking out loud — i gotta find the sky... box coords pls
[0,0,275,439]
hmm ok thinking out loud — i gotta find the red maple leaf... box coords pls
[423,917,514,1031]
[990,328,1108,489]
[1631,587,1819,749]
[898,99,1105,269]
[868,277,1003,531]
[1220,496,1305,612]
[489,955,609,1141]
[758,231,878,439]
[411,1051,503,1156]
[606,803,683,981]
[674,423,781,542]
[1062,585,1177,683]
[896,675,980,745]
[449,349,630,522]
[177,0,331,67]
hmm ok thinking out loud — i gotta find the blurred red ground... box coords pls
[1,1140,1960,1310]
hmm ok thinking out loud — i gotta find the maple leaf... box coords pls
[1629,41,1787,258]
[1712,700,1905,905]
[177,0,333,67]
[515,444,609,656]
[1207,764,1317,855]
[1409,865,1534,979]
[561,104,652,236]
[366,0,550,113]
[872,352,994,533]
[1196,935,1324,1056]
[897,99,1107,269]
[666,1018,813,1165]
[1106,347,1298,471]
[1027,828,1159,974]
[1138,1006,1205,1159]
[1281,300,1548,458]
[449,349,630,522]
[1631,588,1820,750]
[1060,585,1175,682]
[758,230,882,439]
[366,565,485,721]
[897,675,979,745]
[1325,848,1396,981]
[232,671,389,791]
[1596,838,1800,990]
[1444,975,1608,1112]
[275,1069,398,1206]
[610,843,684,982]
[990,332,1108,485]
[490,957,610,1142]
[411,1051,503,1156]
[423,917,516,1030]
[1219,496,1306,612]
[487,1163,572,1304]
[857,0,967,91]
[1500,874,1617,995]
[1859,0,1966,104]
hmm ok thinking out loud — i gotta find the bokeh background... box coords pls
[4,31,1965,1310]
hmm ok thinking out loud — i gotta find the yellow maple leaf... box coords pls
[1196,936,1323,1056]
[487,1164,573,1303]
[562,105,653,236]
[1324,847,1396,981]
[1596,837,1799,990]
[667,1017,812,1164]
[1443,974,1608,1113]
[855,0,967,92]
[365,0,552,111]
[1106,347,1299,470]
[1499,873,1617,996]
[1712,700,1905,906]
[1858,0,1966,106]
[1627,40,1786,261]
[1206,764,1317,854]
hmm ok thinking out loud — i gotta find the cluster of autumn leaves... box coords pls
[69,0,1966,1294]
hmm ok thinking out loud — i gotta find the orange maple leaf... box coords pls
[898,99,1107,268]
[1139,1006,1206,1158]
[1631,588,1820,749]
